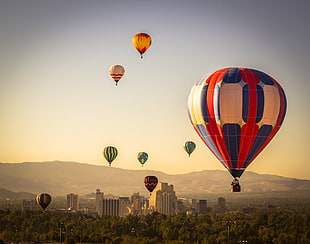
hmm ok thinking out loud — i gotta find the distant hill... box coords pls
[0,161,310,197]
[0,188,36,199]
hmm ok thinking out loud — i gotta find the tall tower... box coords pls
[149,182,177,214]
[95,189,104,216]
[67,193,79,211]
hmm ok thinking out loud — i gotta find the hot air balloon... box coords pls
[137,152,148,167]
[184,141,196,157]
[103,146,118,166]
[109,65,125,86]
[132,33,152,58]
[188,67,287,192]
[36,193,52,210]
[144,176,158,193]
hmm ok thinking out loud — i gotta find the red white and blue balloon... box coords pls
[187,67,287,178]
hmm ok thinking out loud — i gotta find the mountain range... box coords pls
[1,161,310,198]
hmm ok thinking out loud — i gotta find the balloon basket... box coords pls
[231,183,241,192]
[230,178,241,192]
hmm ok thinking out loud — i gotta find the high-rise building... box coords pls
[95,189,104,216]
[67,193,79,211]
[119,197,131,217]
[216,197,226,213]
[218,197,225,209]
[198,200,207,214]
[191,199,197,209]
[131,192,144,215]
[149,182,177,214]
[102,199,120,216]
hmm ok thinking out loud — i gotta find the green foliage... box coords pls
[0,209,309,243]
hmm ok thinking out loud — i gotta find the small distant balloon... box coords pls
[109,65,125,86]
[36,193,52,210]
[144,176,158,193]
[137,152,148,167]
[132,33,152,58]
[103,146,118,166]
[184,141,196,157]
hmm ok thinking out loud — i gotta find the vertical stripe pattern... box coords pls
[103,146,118,166]
[187,68,287,178]
[36,193,52,210]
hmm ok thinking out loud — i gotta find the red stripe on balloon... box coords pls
[206,68,232,168]
[237,69,260,168]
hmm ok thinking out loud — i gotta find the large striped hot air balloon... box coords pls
[132,33,152,58]
[188,67,287,191]
[109,65,125,86]
[103,146,118,166]
[36,193,52,210]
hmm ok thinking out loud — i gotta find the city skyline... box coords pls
[1,1,310,180]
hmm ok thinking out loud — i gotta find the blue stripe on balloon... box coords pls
[242,84,249,122]
[223,68,242,83]
[200,84,209,123]
[242,125,273,168]
[279,87,287,125]
[256,85,264,123]
[250,69,274,85]
[223,123,240,169]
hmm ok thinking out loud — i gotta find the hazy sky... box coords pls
[1,0,309,180]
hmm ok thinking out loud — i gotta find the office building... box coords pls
[102,198,120,216]
[191,199,197,209]
[218,197,225,209]
[149,182,177,214]
[215,197,226,214]
[67,193,79,211]
[198,200,207,214]
[119,197,131,217]
[131,192,144,215]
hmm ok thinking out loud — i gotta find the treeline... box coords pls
[0,209,309,244]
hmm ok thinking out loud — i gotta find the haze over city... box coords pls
[1,0,309,180]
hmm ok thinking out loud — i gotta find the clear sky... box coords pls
[1,0,309,180]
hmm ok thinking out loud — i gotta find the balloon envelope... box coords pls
[36,193,52,210]
[109,65,125,86]
[137,152,148,166]
[132,33,152,58]
[187,67,287,178]
[103,146,118,166]
[184,141,196,156]
[144,176,158,193]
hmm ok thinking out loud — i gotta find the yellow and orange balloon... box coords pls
[132,33,152,58]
